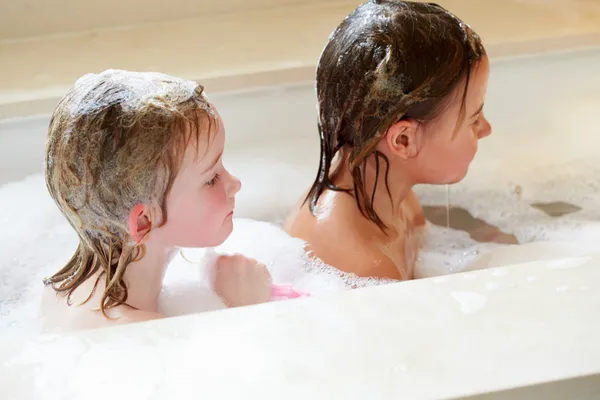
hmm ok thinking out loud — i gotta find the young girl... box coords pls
[41,69,297,332]
[285,0,492,280]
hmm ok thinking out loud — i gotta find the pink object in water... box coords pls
[271,284,310,300]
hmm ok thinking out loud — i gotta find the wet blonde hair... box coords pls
[44,69,215,316]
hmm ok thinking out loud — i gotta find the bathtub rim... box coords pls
[1,33,600,120]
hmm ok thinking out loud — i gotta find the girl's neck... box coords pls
[62,243,175,322]
[122,244,176,312]
[332,148,414,231]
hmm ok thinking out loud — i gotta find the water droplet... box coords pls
[451,291,488,314]
[556,285,570,293]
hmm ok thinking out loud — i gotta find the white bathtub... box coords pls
[1,47,600,398]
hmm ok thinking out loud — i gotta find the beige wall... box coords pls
[0,0,340,40]
[2,0,600,119]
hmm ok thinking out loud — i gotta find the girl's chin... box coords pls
[446,166,471,184]
[216,215,235,242]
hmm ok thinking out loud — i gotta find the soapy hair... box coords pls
[43,69,215,316]
[306,0,485,231]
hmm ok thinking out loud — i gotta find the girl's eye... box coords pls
[205,174,220,187]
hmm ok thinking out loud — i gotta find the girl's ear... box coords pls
[128,204,152,243]
[382,119,423,159]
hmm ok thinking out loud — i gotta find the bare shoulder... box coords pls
[39,290,164,333]
[283,187,310,233]
[291,194,404,279]
[316,239,403,280]
[119,308,164,324]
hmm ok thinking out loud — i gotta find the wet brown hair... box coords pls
[306,0,485,230]
[43,69,215,316]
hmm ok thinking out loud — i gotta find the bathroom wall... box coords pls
[0,0,342,40]
[2,0,600,120]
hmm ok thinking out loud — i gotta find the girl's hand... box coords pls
[213,254,273,307]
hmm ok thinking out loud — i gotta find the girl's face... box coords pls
[414,55,492,184]
[148,108,241,248]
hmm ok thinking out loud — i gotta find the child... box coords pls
[41,69,299,332]
[284,0,492,280]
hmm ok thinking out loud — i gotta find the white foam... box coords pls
[0,175,394,333]
[2,149,600,334]
[0,174,76,334]
[159,218,396,316]
[412,155,600,277]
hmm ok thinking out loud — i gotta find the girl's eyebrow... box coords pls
[201,151,223,174]
[471,103,484,118]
